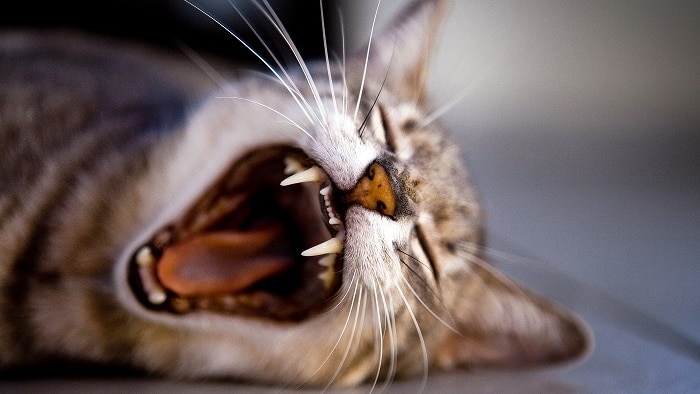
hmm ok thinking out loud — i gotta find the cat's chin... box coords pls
[126,145,347,322]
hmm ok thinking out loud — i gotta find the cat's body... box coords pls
[0,0,589,387]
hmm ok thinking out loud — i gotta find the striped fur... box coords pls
[0,0,590,387]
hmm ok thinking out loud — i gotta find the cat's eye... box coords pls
[377,104,399,153]
[414,224,440,281]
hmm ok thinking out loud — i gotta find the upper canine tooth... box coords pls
[301,237,343,256]
[280,166,324,186]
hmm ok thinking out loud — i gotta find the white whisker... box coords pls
[320,0,339,118]
[325,284,365,390]
[215,96,315,141]
[176,42,229,90]
[368,281,383,392]
[298,273,358,388]
[379,282,398,390]
[184,0,317,126]
[336,9,349,121]
[421,56,504,127]
[255,0,328,127]
[395,284,429,392]
[226,0,321,127]
[399,273,461,335]
[353,0,382,123]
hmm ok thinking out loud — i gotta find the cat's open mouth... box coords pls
[127,146,344,321]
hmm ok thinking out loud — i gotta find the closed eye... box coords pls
[377,104,398,153]
[414,223,440,282]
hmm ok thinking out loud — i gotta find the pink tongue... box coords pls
[157,224,294,297]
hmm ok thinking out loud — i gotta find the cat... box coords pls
[0,0,590,388]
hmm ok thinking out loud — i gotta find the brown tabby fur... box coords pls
[0,0,590,387]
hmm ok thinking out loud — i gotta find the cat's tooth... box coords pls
[283,156,305,175]
[280,166,324,186]
[147,287,167,305]
[319,185,331,196]
[138,266,167,305]
[171,297,191,313]
[219,295,237,311]
[318,269,334,290]
[301,237,343,256]
[318,254,336,268]
[329,217,342,226]
[135,246,155,267]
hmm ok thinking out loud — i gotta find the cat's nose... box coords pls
[345,162,396,217]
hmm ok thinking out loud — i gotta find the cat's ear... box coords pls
[435,262,592,370]
[352,0,449,103]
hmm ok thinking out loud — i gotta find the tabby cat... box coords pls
[0,0,590,388]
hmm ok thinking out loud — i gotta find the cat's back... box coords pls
[0,32,219,329]
[0,31,219,194]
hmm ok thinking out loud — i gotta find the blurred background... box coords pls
[2,0,699,392]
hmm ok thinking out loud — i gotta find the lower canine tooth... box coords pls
[302,237,343,256]
[329,217,342,226]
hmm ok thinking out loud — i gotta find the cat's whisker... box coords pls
[395,284,429,392]
[398,271,461,335]
[324,284,365,391]
[175,42,229,92]
[479,245,566,274]
[421,54,505,127]
[368,281,385,392]
[230,2,313,92]
[396,249,463,337]
[336,10,349,122]
[253,0,329,128]
[295,273,358,389]
[378,281,398,390]
[185,0,321,130]
[463,251,532,305]
[214,96,314,141]
[319,0,339,119]
[229,1,325,130]
[353,0,382,124]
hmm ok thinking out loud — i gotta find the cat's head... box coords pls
[114,0,590,387]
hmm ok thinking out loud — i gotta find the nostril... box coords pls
[344,162,396,218]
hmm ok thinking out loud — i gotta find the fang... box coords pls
[280,165,324,186]
[301,237,343,256]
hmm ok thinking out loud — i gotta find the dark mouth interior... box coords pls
[127,146,343,321]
